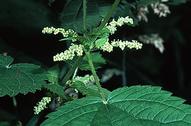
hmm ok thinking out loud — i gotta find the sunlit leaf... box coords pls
[41,85,191,126]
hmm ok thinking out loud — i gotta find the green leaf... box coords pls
[41,85,191,126]
[79,52,106,71]
[95,37,108,48]
[60,0,111,33]
[0,54,46,97]
[43,65,65,97]
[71,80,110,97]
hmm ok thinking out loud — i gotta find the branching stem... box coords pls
[85,50,106,102]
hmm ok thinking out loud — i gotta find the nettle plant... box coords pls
[0,0,190,126]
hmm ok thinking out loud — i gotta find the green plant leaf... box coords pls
[79,52,106,71]
[60,0,111,32]
[0,54,46,97]
[43,65,65,97]
[41,85,191,126]
[71,80,110,97]
[95,37,108,48]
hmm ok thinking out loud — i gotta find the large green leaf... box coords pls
[0,54,46,97]
[41,85,191,126]
[59,0,111,32]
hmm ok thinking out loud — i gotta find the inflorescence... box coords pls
[42,16,143,62]
[137,0,170,22]
[100,39,143,53]
[151,2,170,17]
[34,97,51,115]
[42,27,78,42]
[139,34,164,53]
[53,44,84,61]
[106,16,134,34]
[74,74,95,85]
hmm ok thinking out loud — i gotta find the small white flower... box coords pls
[139,34,164,53]
[34,97,51,115]
[151,2,170,17]
[137,6,149,22]
[42,27,78,42]
[53,44,84,62]
[100,39,142,52]
[74,75,95,85]
[106,16,134,34]
[124,16,134,24]
[111,39,143,50]
[101,42,113,52]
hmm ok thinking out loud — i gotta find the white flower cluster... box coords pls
[151,2,170,17]
[53,44,84,61]
[106,16,134,34]
[74,74,95,85]
[137,6,149,22]
[34,97,51,115]
[100,39,142,52]
[137,0,170,22]
[139,34,164,53]
[101,42,114,53]
[42,27,78,42]
[111,39,143,50]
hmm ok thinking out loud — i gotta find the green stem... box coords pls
[98,0,121,30]
[61,57,82,85]
[85,51,106,101]
[72,67,78,79]
[83,0,87,32]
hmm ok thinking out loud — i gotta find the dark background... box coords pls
[0,0,191,125]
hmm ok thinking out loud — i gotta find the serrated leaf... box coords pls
[79,52,106,71]
[43,65,65,97]
[71,81,110,97]
[0,54,46,97]
[41,85,191,126]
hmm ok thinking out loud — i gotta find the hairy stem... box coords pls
[85,51,106,101]
[98,0,121,30]
[83,0,87,32]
